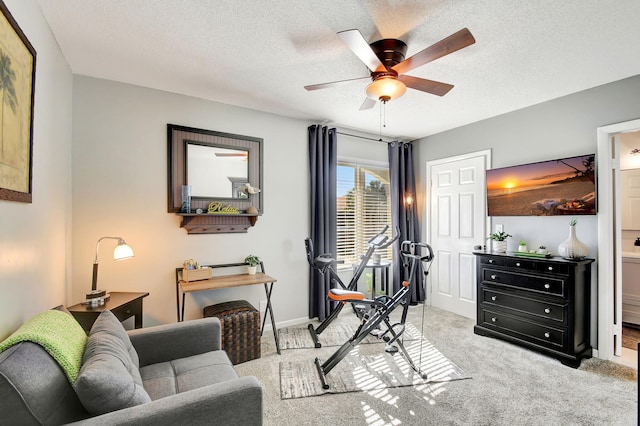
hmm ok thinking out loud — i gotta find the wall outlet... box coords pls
[259,300,267,315]
[495,224,504,233]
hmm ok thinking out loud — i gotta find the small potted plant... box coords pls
[244,254,261,274]
[487,231,512,253]
[537,245,548,255]
[518,240,528,252]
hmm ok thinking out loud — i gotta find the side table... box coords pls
[67,291,149,333]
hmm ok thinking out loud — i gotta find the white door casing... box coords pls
[597,118,640,361]
[426,150,490,319]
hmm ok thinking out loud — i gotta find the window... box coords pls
[336,161,392,265]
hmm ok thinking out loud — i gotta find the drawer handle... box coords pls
[544,283,551,289]
[544,308,551,314]
[548,266,553,271]
[544,332,550,338]
[491,274,497,280]
[491,317,497,323]
[489,259,494,264]
[491,296,497,301]
[516,262,521,267]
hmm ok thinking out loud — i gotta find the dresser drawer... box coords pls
[505,258,570,275]
[482,268,565,297]
[505,258,536,270]
[480,256,505,267]
[535,262,569,275]
[481,287,566,323]
[480,309,567,351]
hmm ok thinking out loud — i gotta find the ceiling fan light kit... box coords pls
[366,76,406,102]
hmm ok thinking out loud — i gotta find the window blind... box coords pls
[337,162,392,265]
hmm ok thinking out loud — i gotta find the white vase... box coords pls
[247,265,257,275]
[518,244,528,252]
[492,240,507,253]
[557,225,588,259]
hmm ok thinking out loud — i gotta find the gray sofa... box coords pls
[0,311,263,425]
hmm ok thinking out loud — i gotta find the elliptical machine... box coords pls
[313,240,434,389]
[305,225,398,348]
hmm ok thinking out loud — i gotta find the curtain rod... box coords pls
[334,131,417,144]
[335,131,394,144]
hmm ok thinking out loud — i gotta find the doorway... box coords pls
[596,119,640,367]
[425,150,491,319]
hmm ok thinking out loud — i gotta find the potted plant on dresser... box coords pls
[244,255,261,274]
[488,231,512,253]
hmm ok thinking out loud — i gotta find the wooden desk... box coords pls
[67,291,149,333]
[176,263,280,353]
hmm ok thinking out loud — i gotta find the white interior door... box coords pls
[427,151,489,319]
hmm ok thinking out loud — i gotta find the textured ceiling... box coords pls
[35,0,640,140]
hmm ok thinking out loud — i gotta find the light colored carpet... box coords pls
[280,335,470,399]
[235,305,638,425]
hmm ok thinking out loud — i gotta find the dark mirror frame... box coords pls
[168,124,263,214]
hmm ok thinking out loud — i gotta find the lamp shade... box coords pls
[366,77,407,101]
[113,239,134,260]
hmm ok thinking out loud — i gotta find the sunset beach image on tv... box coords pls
[486,154,596,216]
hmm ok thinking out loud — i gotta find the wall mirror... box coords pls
[186,142,249,198]
[168,124,263,214]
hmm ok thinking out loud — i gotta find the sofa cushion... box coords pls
[74,311,151,415]
[140,350,238,400]
[89,308,141,368]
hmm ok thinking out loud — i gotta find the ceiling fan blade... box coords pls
[399,75,454,97]
[392,28,475,75]
[337,29,386,72]
[304,75,370,91]
[359,97,376,110]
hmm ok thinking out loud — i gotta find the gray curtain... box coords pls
[388,141,425,303]
[308,125,337,320]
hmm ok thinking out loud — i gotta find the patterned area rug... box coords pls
[278,321,421,349]
[279,336,470,399]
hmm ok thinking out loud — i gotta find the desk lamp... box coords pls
[84,236,134,306]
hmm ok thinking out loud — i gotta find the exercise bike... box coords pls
[314,240,434,389]
[305,225,398,348]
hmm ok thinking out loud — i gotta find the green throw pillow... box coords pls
[74,311,151,415]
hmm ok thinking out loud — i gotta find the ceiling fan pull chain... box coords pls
[383,100,387,128]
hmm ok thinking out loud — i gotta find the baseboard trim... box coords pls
[261,316,310,332]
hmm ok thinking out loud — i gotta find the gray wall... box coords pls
[414,74,640,347]
[71,76,387,328]
[0,0,73,339]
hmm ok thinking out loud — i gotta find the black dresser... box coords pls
[473,251,594,368]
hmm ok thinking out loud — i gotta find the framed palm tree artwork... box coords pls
[0,1,35,203]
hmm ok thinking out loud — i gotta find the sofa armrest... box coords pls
[128,317,222,367]
[66,376,263,426]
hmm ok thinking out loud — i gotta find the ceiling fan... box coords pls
[304,28,475,110]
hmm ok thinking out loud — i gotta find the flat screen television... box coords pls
[486,154,596,216]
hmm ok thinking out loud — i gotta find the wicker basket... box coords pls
[203,300,261,365]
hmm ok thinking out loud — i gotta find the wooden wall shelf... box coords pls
[177,213,258,234]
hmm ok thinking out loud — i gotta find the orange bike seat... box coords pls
[328,288,365,302]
